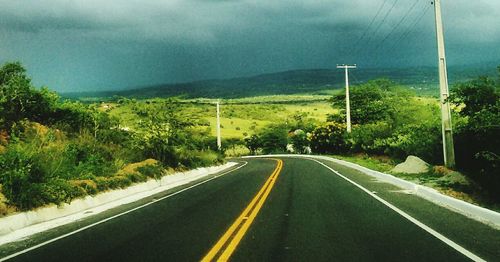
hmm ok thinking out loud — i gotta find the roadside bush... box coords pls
[178,150,223,168]
[0,145,45,208]
[92,176,133,191]
[94,177,110,191]
[288,129,310,154]
[0,146,82,209]
[107,176,132,189]
[137,164,164,179]
[450,73,500,199]
[259,124,289,154]
[310,122,349,154]
[0,185,8,216]
[244,135,262,154]
[349,121,392,154]
[378,122,442,163]
[123,172,147,183]
[69,180,98,195]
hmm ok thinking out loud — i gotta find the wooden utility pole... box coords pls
[433,0,455,168]
[337,64,357,133]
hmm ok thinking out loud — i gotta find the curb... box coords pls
[244,154,500,229]
[0,162,238,243]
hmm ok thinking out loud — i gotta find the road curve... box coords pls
[0,157,498,261]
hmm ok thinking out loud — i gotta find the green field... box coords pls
[105,95,340,139]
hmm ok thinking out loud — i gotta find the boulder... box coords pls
[391,155,430,174]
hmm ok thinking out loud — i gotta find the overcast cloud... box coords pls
[0,0,499,92]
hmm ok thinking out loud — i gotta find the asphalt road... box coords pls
[1,157,499,261]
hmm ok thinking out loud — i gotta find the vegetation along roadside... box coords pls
[0,61,499,216]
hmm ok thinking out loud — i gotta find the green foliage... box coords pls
[244,135,262,154]
[288,129,310,154]
[137,164,164,179]
[177,150,223,168]
[450,73,500,199]
[376,122,443,163]
[259,124,289,154]
[349,122,392,154]
[449,76,498,118]
[0,145,83,210]
[310,122,349,154]
[330,79,413,125]
[133,100,191,167]
[0,62,59,130]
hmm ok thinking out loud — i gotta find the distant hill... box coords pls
[63,65,498,100]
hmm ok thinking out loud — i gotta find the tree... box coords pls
[330,79,411,126]
[450,74,500,199]
[258,124,288,154]
[449,76,498,118]
[244,135,262,154]
[134,100,193,167]
[0,62,59,129]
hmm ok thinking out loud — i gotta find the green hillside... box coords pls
[62,65,498,100]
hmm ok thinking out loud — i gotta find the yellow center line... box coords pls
[201,159,283,262]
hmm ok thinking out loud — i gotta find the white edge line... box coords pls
[308,158,485,262]
[0,161,248,262]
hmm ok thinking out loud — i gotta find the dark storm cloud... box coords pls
[0,0,499,92]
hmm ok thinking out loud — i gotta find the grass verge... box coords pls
[330,154,500,212]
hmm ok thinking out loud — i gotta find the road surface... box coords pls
[0,157,498,261]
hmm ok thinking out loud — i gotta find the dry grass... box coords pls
[438,188,477,204]
[0,184,16,217]
[116,159,159,176]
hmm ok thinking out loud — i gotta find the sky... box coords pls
[0,0,499,92]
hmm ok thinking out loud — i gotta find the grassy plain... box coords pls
[105,95,340,139]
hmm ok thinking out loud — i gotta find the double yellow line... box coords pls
[202,159,283,262]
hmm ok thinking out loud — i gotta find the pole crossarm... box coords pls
[336,64,357,69]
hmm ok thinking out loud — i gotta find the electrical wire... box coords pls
[371,0,427,67]
[350,0,389,57]
[360,0,401,56]
[392,3,432,49]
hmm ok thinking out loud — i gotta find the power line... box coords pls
[371,0,421,64]
[350,0,389,56]
[371,0,425,67]
[392,3,432,48]
[359,0,401,57]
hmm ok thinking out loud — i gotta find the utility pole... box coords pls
[216,100,222,151]
[433,0,455,168]
[337,64,357,133]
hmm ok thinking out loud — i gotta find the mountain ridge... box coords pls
[63,65,498,99]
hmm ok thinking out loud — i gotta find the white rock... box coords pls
[391,155,430,174]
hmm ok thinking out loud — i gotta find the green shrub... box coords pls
[107,176,132,189]
[94,177,110,191]
[0,145,45,209]
[70,180,98,195]
[178,150,222,168]
[375,122,442,163]
[259,124,289,154]
[310,122,349,154]
[124,172,147,183]
[137,164,164,179]
[350,122,392,154]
